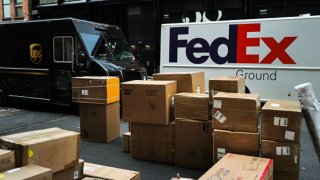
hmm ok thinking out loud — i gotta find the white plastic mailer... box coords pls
[295,82,320,161]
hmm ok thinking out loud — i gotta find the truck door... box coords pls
[52,36,74,105]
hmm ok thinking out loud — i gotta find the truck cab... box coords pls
[0,18,146,106]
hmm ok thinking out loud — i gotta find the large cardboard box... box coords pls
[123,132,131,153]
[80,102,120,142]
[274,171,299,180]
[122,80,177,125]
[72,76,120,104]
[209,76,245,101]
[0,128,80,173]
[174,93,209,121]
[213,129,259,163]
[0,164,52,180]
[0,149,15,172]
[262,100,302,143]
[131,122,175,164]
[53,159,84,180]
[212,92,260,132]
[261,140,300,173]
[152,71,205,93]
[199,153,273,180]
[83,162,140,180]
[175,119,213,169]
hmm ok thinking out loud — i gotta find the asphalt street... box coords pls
[0,104,319,179]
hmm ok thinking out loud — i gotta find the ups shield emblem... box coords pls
[30,43,42,64]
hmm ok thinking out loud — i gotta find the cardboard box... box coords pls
[131,122,175,164]
[0,127,80,173]
[175,119,213,169]
[213,129,259,163]
[122,80,177,125]
[212,92,260,132]
[123,132,131,153]
[199,153,273,180]
[174,93,209,121]
[0,149,15,173]
[209,76,245,101]
[83,162,140,180]
[152,71,205,93]
[274,171,299,180]
[261,140,300,173]
[0,164,52,180]
[262,100,302,143]
[53,159,84,180]
[80,102,120,142]
[72,76,120,104]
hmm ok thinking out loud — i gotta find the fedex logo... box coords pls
[169,24,297,64]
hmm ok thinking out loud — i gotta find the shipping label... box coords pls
[274,117,288,127]
[217,148,226,160]
[276,147,290,155]
[213,111,227,124]
[213,100,222,108]
[285,131,295,141]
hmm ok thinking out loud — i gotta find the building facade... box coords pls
[0,0,31,21]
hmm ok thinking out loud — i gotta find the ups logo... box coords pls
[30,43,42,64]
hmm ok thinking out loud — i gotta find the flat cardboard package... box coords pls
[0,127,80,173]
[262,140,300,173]
[83,162,140,180]
[213,129,259,163]
[80,102,120,142]
[0,164,52,180]
[209,76,245,101]
[274,171,299,180]
[152,71,205,93]
[0,149,15,172]
[53,159,84,180]
[199,153,273,180]
[123,132,131,153]
[72,76,120,104]
[175,119,212,169]
[212,92,260,132]
[174,93,209,121]
[262,100,302,143]
[122,80,177,125]
[131,122,175,164]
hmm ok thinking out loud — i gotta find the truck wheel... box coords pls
[0,84,8,105]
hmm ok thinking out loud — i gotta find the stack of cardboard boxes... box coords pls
[122,80,177,164]
[0,127,82,179]
[72,76,120,142]
[261,100,302,180]
[174,93,212,169]
[212,92,261,163]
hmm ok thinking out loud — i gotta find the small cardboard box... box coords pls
[83,162,140,180]
[72,76,120,104]
[199,153,273,180]
[80,102,120,142]
[262,100,302,143]
[0,149,15,173]
[209,76,245,101]
[0,164,52,180]
[131,122,175,164]
[274,171,299,180]
[213,129,259,163]
[174,93,209,121]
[261,140,300,173]
[212,92,260,132]
[0,128,80,173]
[53,159,84,180]
[123,132,131,153]
[175,119,213,169]
[122,80,177,125]
[153,71,205,93]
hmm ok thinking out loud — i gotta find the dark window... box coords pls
[39,0,58,5]
[53,36,74,63]
[15,0,23,18]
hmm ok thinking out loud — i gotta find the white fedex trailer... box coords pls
[160,15,320,100]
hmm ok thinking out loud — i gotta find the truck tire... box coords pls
[0,83,8,105]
